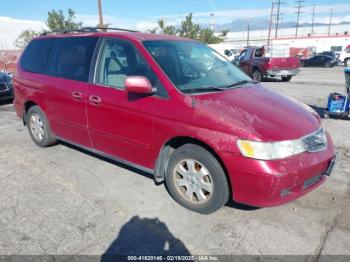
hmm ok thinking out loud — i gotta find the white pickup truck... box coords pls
[339,45,350,67]
[208,43,239,62]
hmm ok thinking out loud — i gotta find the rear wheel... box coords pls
[252,69,262,82]
[165,144,229,214]
[300,61,305,67]
[281,75,292,82]
[27,106,57,147]
[325,62,332,68]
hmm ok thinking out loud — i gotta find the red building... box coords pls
[0,50,21,72]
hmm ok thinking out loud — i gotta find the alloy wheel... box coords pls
[172,159,214,204]
[29,113,45,141]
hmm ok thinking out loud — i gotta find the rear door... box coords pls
[44,36,98,147]
[86,38,165,169]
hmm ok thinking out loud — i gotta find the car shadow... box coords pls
[59,141,155,182]
[309,105,327,119]
[309,104,349,120]
[225,200,260,211]
[101,216,191,261]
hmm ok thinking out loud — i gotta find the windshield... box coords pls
[143,40,251,93]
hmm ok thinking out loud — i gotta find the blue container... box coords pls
[327,92,348,113]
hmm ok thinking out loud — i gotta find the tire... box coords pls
[299,61,304,67]
[344,59,350,67]
[325,62,332,68]
[281,75,292,82]
[27,105,57,147]
[165,144,230,214]
[252,69,262,82]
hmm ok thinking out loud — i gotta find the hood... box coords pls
[192,85,321,141]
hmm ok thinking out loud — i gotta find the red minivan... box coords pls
[13,29,337,213]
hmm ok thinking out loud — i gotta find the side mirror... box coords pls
[125,76,153,95]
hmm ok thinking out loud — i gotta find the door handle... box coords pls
[89,95,102,105]
[72,91,83,100]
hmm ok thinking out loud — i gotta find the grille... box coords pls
[0,82,9,92]
[302,128,327,152]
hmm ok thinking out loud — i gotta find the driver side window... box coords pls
[95,39,156,89]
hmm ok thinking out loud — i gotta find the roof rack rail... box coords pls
[41,27,139,36]
[93,27,139,33]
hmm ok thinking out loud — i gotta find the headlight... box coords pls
[237,139,305,160]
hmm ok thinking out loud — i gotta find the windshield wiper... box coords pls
[225,80,258,88]
[182,86,226,94]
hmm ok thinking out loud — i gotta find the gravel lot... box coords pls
[0,67,349,259]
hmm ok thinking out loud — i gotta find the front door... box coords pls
[87,38,162,169]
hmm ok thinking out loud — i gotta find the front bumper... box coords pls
[0,82,14,100]
[267,69,300,77]
[221,134,336,207]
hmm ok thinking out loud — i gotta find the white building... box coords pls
[224,23,350,53]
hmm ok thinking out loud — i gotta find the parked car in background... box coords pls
[0,71,14,101]
[235,46,300,82]
[300,55,338,68]
[318,51,338,59]
[339,44,350,67]
[208,43,239,62]
[14,29,336,214]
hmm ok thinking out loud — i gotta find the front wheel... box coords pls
[165,144,230,214]
[281,75,292,82]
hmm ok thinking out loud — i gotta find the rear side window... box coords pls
[20,38,55,74]
[48,37,98,82]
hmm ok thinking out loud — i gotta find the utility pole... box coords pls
[97,0,104,29]
[328,9,333,36]
[273,0,284,39]
[267,1,274,45]
[311,4,315,34]
[247,23,250,47]
[295,0,305,38]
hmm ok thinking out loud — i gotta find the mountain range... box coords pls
[204,18,350,32]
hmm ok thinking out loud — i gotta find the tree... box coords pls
[158,19,177,35]
[178,13,200,39]
[151,13,225,44]
[148,28,158,34]
[46,9,82,31]
[14,9,82,48]
[220,29,229,37]
[14,29,40,49]
[198,29,222,44]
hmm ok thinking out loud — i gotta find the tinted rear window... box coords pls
[20,38,55,74]
[47,37,98,82]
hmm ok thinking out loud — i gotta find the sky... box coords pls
[1,0,350,31]
[1,0,350,49]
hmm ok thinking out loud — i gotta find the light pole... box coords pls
[98,0,104,29]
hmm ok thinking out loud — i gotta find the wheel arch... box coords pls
[23,100,39,125]
[154,136,232,197]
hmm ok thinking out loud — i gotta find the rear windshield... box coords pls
[143,40,250,92]
[20,37,98,82]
